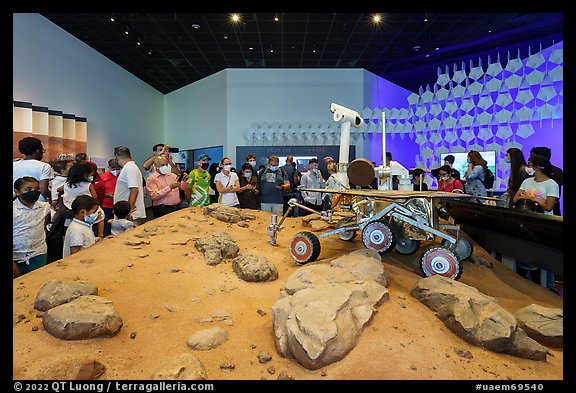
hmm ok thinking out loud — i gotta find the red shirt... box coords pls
[438,178,464,193]
[99,170,120,209]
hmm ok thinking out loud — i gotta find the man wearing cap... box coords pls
[299,158,326,215]
[187,154,212,206]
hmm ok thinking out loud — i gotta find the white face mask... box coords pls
[159,165,171,175]
[223,165,232,171]
[525,167,536,176]
[87,176,94,182]
[111,170,119,176]
[440,175,450,181]
[249,160,257,168]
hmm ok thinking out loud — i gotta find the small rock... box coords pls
[130,331,137,339]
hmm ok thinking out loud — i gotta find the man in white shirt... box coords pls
[113,146,147,225]
[299,158,325,214]
[13,136,53,202]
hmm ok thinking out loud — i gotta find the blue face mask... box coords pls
[84,211,99,225]
[270,165,279,171]
[244,172,252,179]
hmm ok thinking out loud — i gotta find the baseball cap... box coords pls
[197,154,211,161]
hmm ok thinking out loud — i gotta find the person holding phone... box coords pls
[142,144,179,178]
[145,155,188,218]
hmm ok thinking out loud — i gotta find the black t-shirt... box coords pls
[413,182,428,191]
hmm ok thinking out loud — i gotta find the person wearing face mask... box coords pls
[237,162,260,209]
[13,136,53,203]
[187,154,212,207]
[146,155,188,218]
[214,156,241,207]
[258,155,290,216]
[13,176,51,277]
[513,154,559,216]
[114,146,147,225]
[437,165,464,193]
[299,158,326,215]
[62,195,102,257]
[499,148,529,208]
[246,154,258,172]
[99,158,122,236]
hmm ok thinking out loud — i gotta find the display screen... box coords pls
[440,151,496,177]
[277,156,317,173]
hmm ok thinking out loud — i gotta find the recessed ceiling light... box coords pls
[191,24,200,29]
[231,14,240,22]
[249,47,254,50]
[413,45,421,51]
[223,36,228,40]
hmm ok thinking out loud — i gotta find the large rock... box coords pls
[42,295,123,340]
[34,279,98,312]
[152,354,207,380]
[411,276,549,360]
[194,232,239,265]
[507,328,549,361]
[411,275,517,352]
[515,304,563,348]
[203,204,256,223]
[272,250,388,369]
[232,254,278,282]
[330,249,389,287]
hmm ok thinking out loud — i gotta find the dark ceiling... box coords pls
[40,12,564,95]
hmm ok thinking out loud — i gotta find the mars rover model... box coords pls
[267,103,476,281]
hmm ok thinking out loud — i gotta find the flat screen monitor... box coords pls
[440,151,496,179]
[278,155,317,173]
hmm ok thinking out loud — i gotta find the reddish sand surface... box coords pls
[12,206,563,382]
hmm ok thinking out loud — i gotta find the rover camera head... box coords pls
[330,103,363,127]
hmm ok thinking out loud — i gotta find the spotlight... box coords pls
[424,13,428,22]
[110,13,115,22]
[125,25,129,35]
[274,13,279,22]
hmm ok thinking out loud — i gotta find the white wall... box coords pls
[163,71,227,153]
[13,13,164,166]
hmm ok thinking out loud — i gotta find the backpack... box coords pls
[482,168,495,189]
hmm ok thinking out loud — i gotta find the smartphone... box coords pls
[177,172,185,181]
[168,147,179,153]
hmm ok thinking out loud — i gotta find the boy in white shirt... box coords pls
[63,195,101,257]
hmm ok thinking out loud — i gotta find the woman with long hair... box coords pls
[464,150,487,197]
[502,148,529,208]
[513,154,559,215]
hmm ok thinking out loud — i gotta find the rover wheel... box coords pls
[441,232,473,261]
[336,217,357,241]
[395,237,421,255]
[289,232,321,265]
[362,220,395,254]
[419,246,463,280]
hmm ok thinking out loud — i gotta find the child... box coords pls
[62,195,101,257]
[108,200,135,236]
[57,161,105,238]
[49,156,74,217]
[13,176,52,277]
